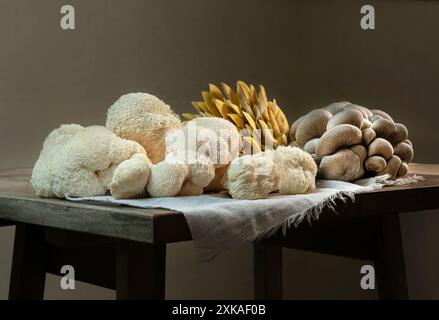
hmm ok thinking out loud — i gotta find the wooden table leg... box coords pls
[254,242,283,300]
[116,241,166,300]
[9,223,47,300]
[375,214,409,299]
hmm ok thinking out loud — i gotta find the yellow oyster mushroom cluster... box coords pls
[290,102,414,182]
[183,81,289,154]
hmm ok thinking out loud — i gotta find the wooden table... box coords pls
[0,164,439,299]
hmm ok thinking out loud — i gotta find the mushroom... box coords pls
[388,123,408,145]
[304,138,320,154]
[403,139,413,147]
[397,162,409,178]
[323,101,351,115]
[370,109,394,122]
[378,155,402,178]
[368,138,394,160]
[326,109,364,130]
[311,153,321,165]
[351,145,367,162]
[147,159,189,197]
[289,115,305,142]
[361,118,372,129]
[362,128,376,146]
[318,148,364,181]
[344,104,373,119]
[295,109,332,146]
[290,102,414,181]
[394,142,414,162]
[365,156,387,172]
[371,118,396,139]
[315,124,362,158]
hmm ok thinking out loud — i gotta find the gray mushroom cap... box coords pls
[295,109,332,146]
[315,124,362,158]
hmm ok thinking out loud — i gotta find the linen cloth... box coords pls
[66,175,420,261]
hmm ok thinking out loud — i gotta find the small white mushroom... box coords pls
[318,149,364,182]
[304,138,320,154]
[388,123,408,145]
[295,109,332,146]
[371,118,396,139]
[315,124,362,158]
[365,156,387,172]
[378,155,402,178]
[394,142,414,162]
[368,138,394,160]
[147,159,189,197]
[326,109,364,130]
[362,128,376,146]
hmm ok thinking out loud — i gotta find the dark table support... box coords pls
[375,214,409,299]
[9,223,47,300]
[254,242,283,300]
[116,241,167,300]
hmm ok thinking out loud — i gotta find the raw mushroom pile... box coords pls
[289,102,414,182]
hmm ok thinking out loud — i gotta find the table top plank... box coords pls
[0,164,438,244]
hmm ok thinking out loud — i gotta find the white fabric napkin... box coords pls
[66,175,421,261]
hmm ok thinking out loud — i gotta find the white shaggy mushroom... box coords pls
[227,151,279,200]
[147,117,240,197]
[31,125,151,199]
[273,146,317,195]
[106,92,182,164]
[146,158,189,197]
[227,146,317,200]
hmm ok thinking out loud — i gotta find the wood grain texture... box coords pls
[0,164,438,244]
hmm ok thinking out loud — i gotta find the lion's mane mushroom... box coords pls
[289,102,415,181]
[227,146,317,200]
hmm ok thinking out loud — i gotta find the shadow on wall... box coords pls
[0,0,438,299]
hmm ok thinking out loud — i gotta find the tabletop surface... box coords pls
[0,164,439,244]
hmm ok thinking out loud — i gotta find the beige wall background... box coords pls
[0,0,438,299]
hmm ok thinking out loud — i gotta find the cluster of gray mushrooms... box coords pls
[289,102,414,182]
